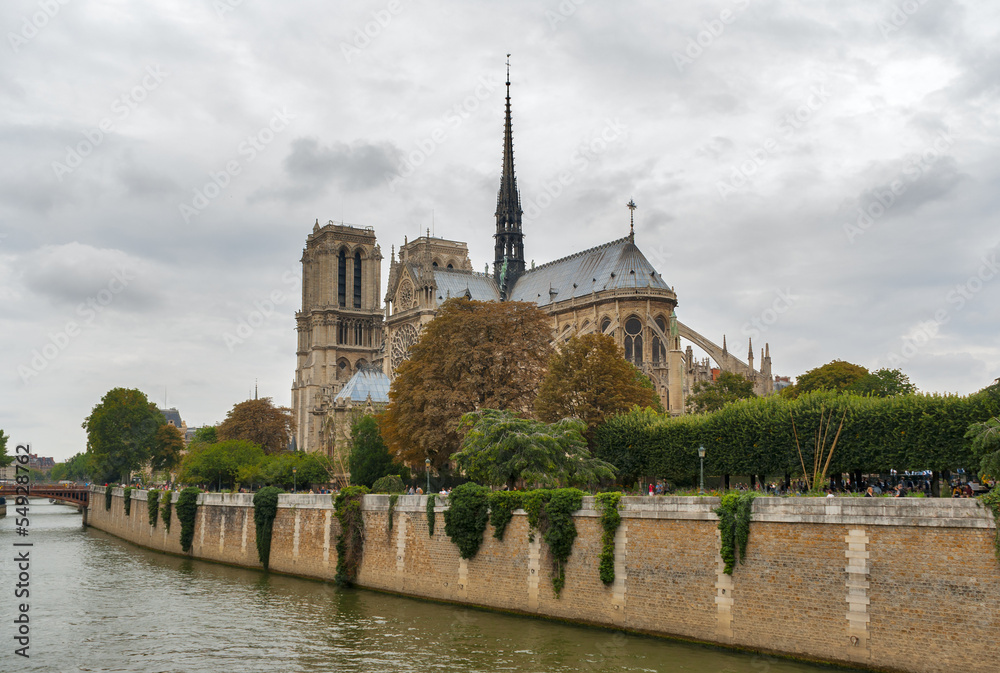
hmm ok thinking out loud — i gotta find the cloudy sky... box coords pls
[3,0,998,462]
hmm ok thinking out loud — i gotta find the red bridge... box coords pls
[0,484,90,507]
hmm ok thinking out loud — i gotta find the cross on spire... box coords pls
[627,198,637,239]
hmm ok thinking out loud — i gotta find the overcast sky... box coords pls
[3,0,998,462]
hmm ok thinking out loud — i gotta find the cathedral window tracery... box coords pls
[624,316,643,364]
[338,249,347,307]
[354,251,362,308]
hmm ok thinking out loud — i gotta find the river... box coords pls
[1,500,852,673]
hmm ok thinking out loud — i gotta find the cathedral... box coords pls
[291,68,773,462]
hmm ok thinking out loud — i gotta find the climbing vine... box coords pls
[714,491,757,575]
[176,487,201,553]
[334,486,368,586]
[426,494,436,536]
[147,490,161,527]
[487,491,525,541]
[980,487,1000,560]
[387,493,399,534]
[161,491,173,531]
[595,492,623,585]
[105,485,113,511]
[123,487,133,516]
[443,483,491,560]
[541,488,584,596]
[523,489,549,543]
[253,486,283,569]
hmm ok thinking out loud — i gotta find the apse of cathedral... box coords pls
[291,66,773,462]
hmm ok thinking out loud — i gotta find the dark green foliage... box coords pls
[105,485,113,511]
[443,483,491,560]
[161,492,172,531]
[542,488,585,596]
[147,490,161,527]
[83,387,165,483]
[714,491,757,575]
[979,487,1000,560]
[595,492,622,585]
[176,487,201,553]
[334,486,368,586]
[123,487,133,516]
[426,494,436,536]
[387,493,399,533]
[253,486,283,568]
[487,491,525,540]
[371,474,406,494]
[349,415,403,488]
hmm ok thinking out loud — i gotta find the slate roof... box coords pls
[159,408,183,427]
[509,236,670,307]
[335,365,390,404]
[433,269,502,304]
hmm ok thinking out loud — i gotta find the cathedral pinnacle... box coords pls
[627,198,637,241]
[494,53,526,297]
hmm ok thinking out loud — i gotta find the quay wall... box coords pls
[86,488,999,673]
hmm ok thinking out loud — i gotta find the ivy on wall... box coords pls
[147,490,161,527]
[334,486,368,586]
[105,485,113,511]
[714,491,757,575]
[176,487,201,553]
[980,487,1000,560]
[387,493,399,534]
[161,491,173,531]
[253,486,283,569]
[520,488,584,596]
[123,487,133,516]
[426,494,436,537]
[487,491,524,541]
[595,492,622,585]
[443,483,490,559]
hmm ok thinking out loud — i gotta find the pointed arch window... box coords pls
[653,317,667,364]
[354,251,362,308]
[338,250,347,307]
[624,317,643,364]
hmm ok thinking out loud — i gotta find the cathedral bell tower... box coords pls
[494,55,526,299]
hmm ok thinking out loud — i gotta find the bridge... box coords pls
[0,484,90,508]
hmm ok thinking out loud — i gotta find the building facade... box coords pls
[292,70,773,457]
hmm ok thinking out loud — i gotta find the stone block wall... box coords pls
[86,488,999,673]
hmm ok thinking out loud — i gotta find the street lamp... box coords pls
[293,467,297,493]
[698,446,706,495]
[425,457,431,495]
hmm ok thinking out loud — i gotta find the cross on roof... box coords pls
[627,198,637,237]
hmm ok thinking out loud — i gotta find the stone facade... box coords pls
[89,488,999,673]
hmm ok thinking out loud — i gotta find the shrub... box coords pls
[161,491,173,531]
[541,488,584,596]
[123,487,133,516]
[487,491,524,541]
[426,493,436,536]
[714,491,757,575]
[334,486,368,586]
[176,487,201,553]
[253,486,283,568]
[371,474,406,494]
[595,492,622,585]
[105,485,113,511]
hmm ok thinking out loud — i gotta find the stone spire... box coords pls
[494,54,525,298]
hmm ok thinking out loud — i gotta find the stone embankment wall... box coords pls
[87,488,999,673]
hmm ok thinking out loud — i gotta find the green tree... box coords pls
[217,397,295,454]
[535,334,663,441]
[50,452,92,482]
[781,360,869,399]
[967,417,1000,481]
[191,426,218,445]
[848,368,917,397]
[152,424,185,474]
[382,298,553,470]
[83,388,164,483]
[452,409,617,490]
[0,429,12,468]
[686,371,757,414]
[348,416,402,488]
[257,452,329,490]
[179,440,265,490]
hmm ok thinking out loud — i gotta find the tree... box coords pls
[0,429,12,467]
[382,298,553,470]
[535,333,662,440]
[967,417,1000,481]
[152,424,185,473]
[50,452,92,482]
[217,397,295,454]
[348,416,403,488]
[452,409,617,490]
[180,439,265,490]
[848,368,917,397]
[83,388,164,483]
[257,452,329,490]
[685,371,757,414]
[191,426,218,445]
[781,360,868,399]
